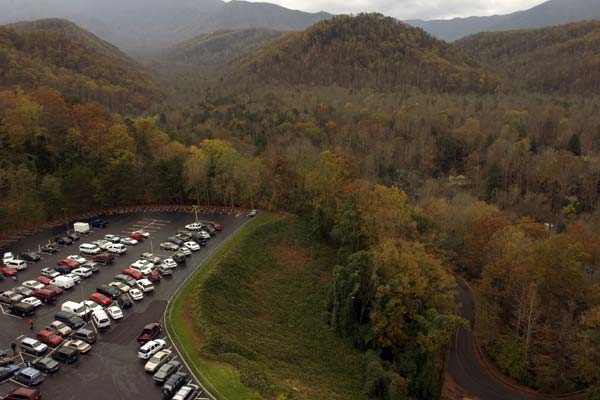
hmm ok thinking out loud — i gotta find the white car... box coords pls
[185,223,204,231]
[41,268,60,278]
[184,241,200,251]
[249,209,259,217]
[162,258,177,269]
[129,288,144,301]
[93,240,111,250]
[104,234,121,243]
[64,339,91,354]
[109,281,131,293]
[71,267,92,278]
[67,255,87,264]
[3,252,14,263]
[136,279,154,293]
[64,273,82,284]
[140,253,161,264]
[134,230,150,238]
[107,244,127,255]
[178,247,191,256]
[120,237,138,246]
[49,321,72,336]
[144,349,172,373]
[107,305,123,320]
[137,339,166,359]
[22,280,45,290]
[21,297,42,308]
[82,300,103,314]
[199,231,211,240]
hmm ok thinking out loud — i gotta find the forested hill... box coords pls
[227,14,501,93]
[163,28,285,67]
[0,19,159,113]
[457,20,600,94]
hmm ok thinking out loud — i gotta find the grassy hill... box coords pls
[167,213,366,400]
[457,20,600,94]
[164,28,285,67]
[0,18,159,112]
[227,13,500,93]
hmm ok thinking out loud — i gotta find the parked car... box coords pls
[52,346,79,364]
[114,274,136,287]
[178,246,191,256]
[22,280,45,290]
[81,261,100,272]
[146,270,161,283]
[172,384,200,400]
[106,243,127,255]
[171,253,186,264]
[40,244,58,254]
[210,222,222,231]
[109,281,131,293]
[20,338,48,356]
[160,242,179,251]
[45,284,65,295]
[96,284,121,300]
[5,259,27,271]
[106,305,123,320]
[89,292,111,306]
[81,300,102,314]
[36,329,63,347]
[0,290,24,305]
[184,241,200,251]
[21,297,43,308]
[33,288,60,304]
[1,388,42,400]
[19,252,40,262]
[129,288,143,301]
[123,268,143,280]
[54,236,73,246]
[249,209,259,217]
[0,364,20,381]
[92,252,115,264]
[0,266,18,278]
[67,232,80,242]
[3,252,14,263]
[33,275,51,285]
[71,267,92,278]
[56,258,79,269]
[157,265,173,276]
[49,320,72,337]
[40,268,60,278]
[184,222,203,231]
[162,372,188,398]
[13,286,33,297]
[129,232,145,241]
[66,255,87,264]
[64,273,81,285]
[153,360,182,384]
[63,339,92,354]
[117,294,132,309]
[9,302,36,317]
[79,243,101,255]
[141,252,161,264]
[13,367,44,386]
[144,349,172,373]
[136,279,154,293]
[54,311,85,329]
[72,327,97,344]
[32,356,60,374]
[89,218,108,228]
[92,240,111,250]
[175,232,191,241]
[134,229,150,238]
[104,234,121,243]
[91,309,111,329]
[137,322,161,344]
[49,276,75,289]
[167,236,184,246]
[120,237,138,246]
[137,339,166,360]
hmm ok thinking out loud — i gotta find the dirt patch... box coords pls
[181,299,205,354]
[271,244,312,273]
[318,271,332,287]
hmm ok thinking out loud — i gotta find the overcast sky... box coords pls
[240,0,547,20]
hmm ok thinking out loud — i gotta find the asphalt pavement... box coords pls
[0,210,249,400]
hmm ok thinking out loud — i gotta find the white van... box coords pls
[6,259,27,271]
[50,276,75,290]
[74,222,90,234]
[137,339,166,360]
[92,309,111,329]
[106,243,127,255]
[61,301,87,317]
[79,243,101,255]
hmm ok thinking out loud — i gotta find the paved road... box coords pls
[448,278,586,400]
[0,210,249,400]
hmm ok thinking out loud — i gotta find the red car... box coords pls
[33,275,51,285]
[123,268,143,280]
[57,258,79,268]
[146,270,161,283]
[137,322,161,344]
[129,232,144,241]
[2,388,42,400]
[37,329,63,347]
[210,222,222,231]
[89,292,111,306]
[0,265,17,277]
[44,285,64,296]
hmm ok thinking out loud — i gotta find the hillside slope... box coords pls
[228,14,500,93]
[164,28,285,67]
[408,0,600,41]
[457,20,600,94]
[0,18,159,112]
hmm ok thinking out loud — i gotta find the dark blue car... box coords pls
[0,364,20,381]
[90,219,108,228]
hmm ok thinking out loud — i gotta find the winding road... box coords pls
[448,277,586,400]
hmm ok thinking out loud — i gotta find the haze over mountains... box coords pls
[0,0,330,52]
[408,0,600,41]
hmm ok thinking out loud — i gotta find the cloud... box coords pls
[237,0,546,20]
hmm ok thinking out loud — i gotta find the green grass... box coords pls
[166,212,366,400]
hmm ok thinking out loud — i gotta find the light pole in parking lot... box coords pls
[61,207,69,234]
[192,205,199,225]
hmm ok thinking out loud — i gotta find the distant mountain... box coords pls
[457,20,600,94]
[0,0,330,52]
[407,0,600,41]
[164,28,285,67]
[0,19,159,112]
[227,14,500,93]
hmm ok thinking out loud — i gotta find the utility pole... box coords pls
[150,237,154,255]
[193,205,199,225]
[62,208,69,234]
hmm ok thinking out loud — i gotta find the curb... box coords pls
[163,218,253,400]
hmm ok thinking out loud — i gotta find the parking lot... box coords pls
[0,209,251,399]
